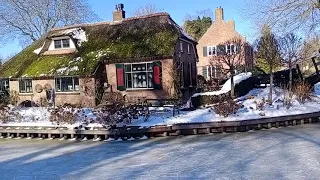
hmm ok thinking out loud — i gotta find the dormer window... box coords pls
[54,39,70,49]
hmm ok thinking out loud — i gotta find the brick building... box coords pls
[197,7,253,80]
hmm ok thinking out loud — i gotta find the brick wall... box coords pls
[105,59,175,101]
[9,78,96,107]
[197,7,253,79]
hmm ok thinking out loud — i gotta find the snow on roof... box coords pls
[33,42,45,55]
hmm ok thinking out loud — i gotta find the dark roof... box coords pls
[0,13,195,78]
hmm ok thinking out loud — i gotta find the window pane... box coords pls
[61,77,73,91]
[19,80,25,93]
[26,80,32,93]
[55,78,61,91]
[208,47,212,56]
[54,40,62,49]
[132,72,148,88]
[231,44,235,53]
[62,39,70,48]
[125,73,132,88]
[132,64,145,72]
[147,63,153,71]
[74,77,79,91]
[217,45,226,55]
[125,64,131,72]
[147,72,153,88]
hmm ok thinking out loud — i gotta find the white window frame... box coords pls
[0,79,9,91]
[180,41,183,52]
[124,62,154,90]
[203,66,221,79]
[19,79,33,93]
[225,44,237,54]
[54,38,71,49]
[55,77,80,92]
[187,44,190,54]
[207,46,217,56]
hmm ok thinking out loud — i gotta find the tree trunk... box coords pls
[269,66,273,105]
[230,69,235,98]
[289,65,293,93]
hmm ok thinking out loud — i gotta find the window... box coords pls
[19,79,32,93]
[188,44,191,54]
[54,39,70,49]
[124,63,154,89]
[202,66,222,79]
[207,46,216,56]
[0,79,9,91]
[226,44,238,54]
[180,41,183,52]
[55,77,79,92]
[217,45,226,55]
[189,63,193,86]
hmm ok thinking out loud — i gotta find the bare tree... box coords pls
[300,35,320,59]
[130,4,163,16]
[209,38,247,97]
[279,33,302,92]
[243,0,320,34]
[255,25,281,104]
[0,0,98,46]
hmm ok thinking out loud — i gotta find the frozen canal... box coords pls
[1,124,320,180]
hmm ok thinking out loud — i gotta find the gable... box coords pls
[198,20,245,46]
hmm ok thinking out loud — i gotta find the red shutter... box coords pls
[116,64,126,91]
[153,61,162,89]
[117,68,124,86]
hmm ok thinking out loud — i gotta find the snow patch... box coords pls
[33,43,45,54]
[56,66,79,74]
[192,72,252,97]
[71,28,87,46]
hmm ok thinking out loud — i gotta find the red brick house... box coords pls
[197,7,254,80]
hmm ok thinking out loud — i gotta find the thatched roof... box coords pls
[0,13,194,78]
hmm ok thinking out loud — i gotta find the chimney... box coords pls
[215,7,224,21]
[113,3,125,21]
[228,20,235,30]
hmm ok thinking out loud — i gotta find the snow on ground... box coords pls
[2,86,320,128]
[133,87,320,127]
[192,72,252,97]
[1,124,320,179]
[0,107,99,128]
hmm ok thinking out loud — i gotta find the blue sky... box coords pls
[0,0,255,59]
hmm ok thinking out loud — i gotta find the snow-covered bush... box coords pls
[213,99,242,117]
[253,98,266,111]
[50,107,77,125]
[0,105,10,123]
[283,88,294,109]
[293,82,312,104]
[94,104,147,125]
[191,92,230,108]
